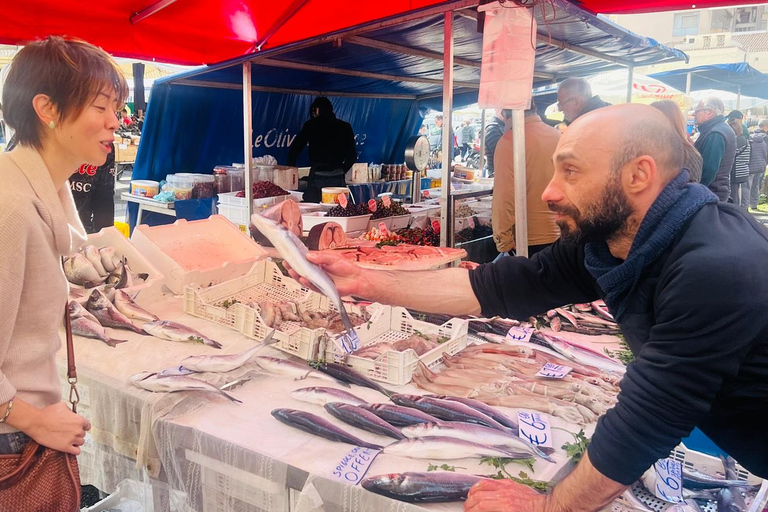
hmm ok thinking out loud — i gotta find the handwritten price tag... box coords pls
[653,458,684,503]
[368,199,377,212]
[382,195,392,208]
[507,326,533,343]
[331,446,380,485]
[338,193,349,209]
[536,362,573,379]
[517,411,553,448]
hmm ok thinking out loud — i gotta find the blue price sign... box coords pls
[331,447,380,484]
[517,410,553,448]
[536,362,573,379]
[506,326,533,342]
[653,458,684,503]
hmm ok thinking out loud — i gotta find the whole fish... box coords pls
[271,408,382,449]
[114,290,159,322]
[537,332,626,374]
[682,489,718,501]
[361,472,484,503]
[314,362,394,398]
[129,372,241,403]
[324,402,405,440]
[390,394,511,432]
[426,395,519,433]
[83,245,109,277]
[64,253,104,287]
[180,330,277,373]
[70,306,127,348]
[682,468,750,490]
[99,246,117,272]
[250,213,360,352]
[382,436,530,460]
[716,488,744,512]
[290,387,368,407]
[360,403,442,427]
[86,289,145,334]
[252,356,350,387]
[143,320,222,349]
[401,422,553,462]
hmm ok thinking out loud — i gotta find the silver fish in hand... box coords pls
[129,372,240,402]
[86,289,145,334]
[143,320,223,349]
[180,330,277,372]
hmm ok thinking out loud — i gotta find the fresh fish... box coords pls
[157,365,197,377]
[180,330,277,373]
[70,311,127,348]
[86,289,145,334]
[252,356,350,387]
[537,332,626,374]
[114,290,159,322]
[290,386,368,407]
[401,422,553,462]
[382,436,530,460]
[105,261,125,287]
[682,468,750,490]
[390,394,511,432]
[99,246,117,272]
[314,362,394,398]
[83,245,109,277]
[682,489,718,501]
[591,301,614,321]
[250,213,360,352]
[143,320,222,349]
[69,299,99,324]
[716,488,744,512]
[663,501,704,512]
[360,403,442,427]
[64,253,104,287]
[271,408,382,449]
[129,372,241,403]
[426,395,519,434]
[324,403,405,440]
[361,472,484,503]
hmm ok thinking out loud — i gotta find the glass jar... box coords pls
[213,167,230,194]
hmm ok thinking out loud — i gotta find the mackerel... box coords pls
[390,394,511,432]
[315,362,394,398]
[324,402,405,440]
[361,472,484,503]
[425,395,519,433]
[360,403,441,427]
[271,408,382,449]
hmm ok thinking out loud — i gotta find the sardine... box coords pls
[114,290,159,322]
[290,386,368,407]
[99,246,117,272]
[252,356,350,387]
[86,289,145,334]
[250,213,360,352]
[401,422,553,462]
[271,408,382,449]
[390,394,511,432]
[129,372,241,402]
[314,362,394,398]
[360,403,442,427]
[142,320,222,349]
[361,472,484,503]
[64,253,104,287]
[382,436,530,460]
[180,331,277,372]
[324,402,404,440]
[716,488,744,512]
[426,395,519,434]
[83,245,109,277]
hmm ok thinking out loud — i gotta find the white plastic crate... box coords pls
[217,191,292,207]
[390,214,412,230]
[131,215,266,294]
[322,307,469,386]
[301,212,371,234]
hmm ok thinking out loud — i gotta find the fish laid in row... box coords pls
[129,372,241,403]
[324,403,405,440]
[252,356,350,387]
[68,301,127,347]
[271,408,382,450]
[143,320,223,349]
[359,403,442,427]
[382,436,533,460]
[390,394,511,432]
[87,289,146,335]
[314,362,394,398]
[180,330,277,373]
[290,387,368,407]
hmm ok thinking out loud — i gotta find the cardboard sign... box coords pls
[506,326,533,343]
[517,411,553,448]
[331,447,380,485]
[536,363,573,379]
[653,458,685,503]
[338,193,349,209]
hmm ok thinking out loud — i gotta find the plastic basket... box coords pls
[322,307,469,386]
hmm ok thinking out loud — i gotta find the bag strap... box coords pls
[61,258,79,414]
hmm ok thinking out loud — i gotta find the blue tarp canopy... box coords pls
[650,63,768,100]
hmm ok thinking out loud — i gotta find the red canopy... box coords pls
[572,0,766,15]
[0,0,446,65]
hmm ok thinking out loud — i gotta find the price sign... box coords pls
[653,458,684,503]
[536,363,573,379]
[338,193,349,209]
[368,199,377,212]
[382,195,392,208]
[423,190,430,199]
[378,222,390,237]
[517,411,553,448]
[331,446,380,485]
[506,326,533,343]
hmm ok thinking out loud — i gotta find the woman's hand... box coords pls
[25,402,91,455]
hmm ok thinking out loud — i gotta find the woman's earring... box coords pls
[48,120,55,129]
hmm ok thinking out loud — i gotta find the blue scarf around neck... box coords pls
[584,170,718,321]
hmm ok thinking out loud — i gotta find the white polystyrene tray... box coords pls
[301,212,371,234]
[130,215,266,294]
[216,191,292,207]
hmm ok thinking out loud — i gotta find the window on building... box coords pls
[734,6,759,31]
[673,12,700,36]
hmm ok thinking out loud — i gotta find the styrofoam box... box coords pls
[217,191,292,208]
[367,216,394,231]
[389,214,411,230]
[302,212,371,234]
[322,307,469,386]
[131,215,266,294]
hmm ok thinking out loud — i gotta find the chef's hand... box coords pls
[464,479,548,512]
[27,402,91,455]
[284,252,368,298]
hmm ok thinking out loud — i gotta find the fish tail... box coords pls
[105,338,129,348]
[222,391,242,404]
[206,339,223,349]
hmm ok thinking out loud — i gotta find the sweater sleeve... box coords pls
[0,197,27,403]
[468,240,600,320]
[587,252,761,484]
[699,133,726,186]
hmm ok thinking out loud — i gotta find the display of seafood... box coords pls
[306,222,347,250]
[242,299,370,335]
[64,245,149,290]
[537,301,621,336]
[69,300,127,347]
[324,403,405,440]
[350,331,449,360]
[143,320,223,349]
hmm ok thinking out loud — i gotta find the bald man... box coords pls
[286,104,768,510]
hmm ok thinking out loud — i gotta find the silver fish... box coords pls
[401,422,553,462]
[717,456,747,512]
[360,403,441,427]
[324,402,405,440]
[114,290,158,322]
[157,365,197,376]
[290,386,368,406]
[180,330,277,373]
[538,332,626,374]
[682,467,750,490]
[86,289,145,334]
[390,394,511,432]
[69,302,127,348]
[252,356,350,386]
[250,213,360,352]
[271,408,382,449]
[361,472,484,503]
[382,436,531,460]
[426,395,519,433]
[83,245,108,277]
[64,253,104,287]
[99,246,117,272]
[129,372,241,402]
[142,320,222,349]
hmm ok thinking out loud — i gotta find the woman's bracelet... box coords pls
[0,397,15,424]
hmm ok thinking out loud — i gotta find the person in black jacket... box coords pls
[286,104,768,512]
[484,109,511,177]
[286,97,357,203]
[748,119,768,209]
[71,142,116,233]
[557,77,611,125]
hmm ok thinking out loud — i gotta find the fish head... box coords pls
[180,355,205,369]
[390,394,419,407]
[361,473,406,493]
[87,288,111,309]
[129,371,157,383]
[68,300,83,316]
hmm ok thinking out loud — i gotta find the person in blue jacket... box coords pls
[694,97,736,200]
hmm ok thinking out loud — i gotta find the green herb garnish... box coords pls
[555,428,590,464]
[603,336,634,365]
[427,463,464,472]
[480,456,536,474]
[187,336,205,344]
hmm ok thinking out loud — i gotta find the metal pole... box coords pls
[626,66,634,104]
[440,11,454,248]
[243,62,254,223]
[685,72,692,95]
[479,109,487,176]
[512,109,528,258]
[737,85,742,110]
